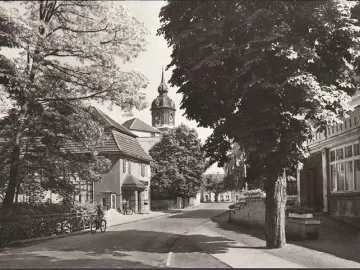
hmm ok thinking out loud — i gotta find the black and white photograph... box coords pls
[0,0,360,268]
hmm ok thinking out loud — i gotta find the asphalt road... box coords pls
[0,203,232,268]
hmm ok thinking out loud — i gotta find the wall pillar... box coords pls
[296,168,301,205]
[322,148,329,212]
[134,190,138,213]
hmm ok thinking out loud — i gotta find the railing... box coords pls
[0,212,96,246]
[306,109,360,148]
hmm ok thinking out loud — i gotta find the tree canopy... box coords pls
[149,124,206,199]
[0,1,149,208]
[159,0,360,248]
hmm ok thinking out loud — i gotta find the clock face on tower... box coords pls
[156,99,160,106]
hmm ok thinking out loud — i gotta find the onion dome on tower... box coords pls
[150,66,176,132]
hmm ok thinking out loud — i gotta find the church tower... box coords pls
[151,67,176,132]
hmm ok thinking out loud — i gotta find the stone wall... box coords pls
[230,197,266,228]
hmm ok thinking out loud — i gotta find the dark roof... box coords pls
[122,118,161,134]
[122,174,147,190]
[112,130,152,161]
[151,94,176,110]
[63,130,152,162]
[90,107,137,138]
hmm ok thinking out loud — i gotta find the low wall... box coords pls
[152,195,200,211]
[230,197,266,228]
[151,199,177,211]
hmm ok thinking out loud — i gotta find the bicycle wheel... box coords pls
[90,220,97,234]
[100,219,107,232]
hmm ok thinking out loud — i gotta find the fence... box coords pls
[0,212,96,246]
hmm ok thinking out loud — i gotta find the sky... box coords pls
[0,1,224,174]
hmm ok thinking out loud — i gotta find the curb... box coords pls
[6,211,173,248]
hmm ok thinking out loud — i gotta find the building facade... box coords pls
[298,92,360,218]
[150,67,176,132]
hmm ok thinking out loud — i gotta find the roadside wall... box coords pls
[230,197,266,228]
[151,199,177,211]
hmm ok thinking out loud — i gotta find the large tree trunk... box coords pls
[265,171,287,249]
[2,103,28,210]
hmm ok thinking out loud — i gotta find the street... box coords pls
[0,203,232,268]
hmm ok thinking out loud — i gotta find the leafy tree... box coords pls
[149,124,206,199]
[159,1,360,248]
[223,143,246,191]
[0,1,149,209]
[203,174,224,202]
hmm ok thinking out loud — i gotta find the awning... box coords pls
[122,174,147,190]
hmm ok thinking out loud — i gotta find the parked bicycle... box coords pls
[122,204,134,215]
[90,216,107,234]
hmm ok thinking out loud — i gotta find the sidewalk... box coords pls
[195,213,360,268]
[7,210,172,247]
[105,209,169,227]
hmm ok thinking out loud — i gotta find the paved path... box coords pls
[2,203,360,268]
[0,203,231,268]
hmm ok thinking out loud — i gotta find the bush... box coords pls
[229,204,235,209]
[287,204,314,215]
[0,201,97,247]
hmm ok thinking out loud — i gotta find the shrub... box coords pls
[287,204,314,215]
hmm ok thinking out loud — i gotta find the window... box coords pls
[330,151,335,162]
[336,149,344,160]
[330,142,360,192]
[141,164,145,177]
[123,159,126,173]
[128,160,131,174]
[350,118,352,128]
[355,160,360,190]
[226,195,230,201]
[354,144,359,156]
[87,182,93,203]
[345,121,347,129]
[337,163,345,191]
[345,146,353,158]
[79,195,82,203]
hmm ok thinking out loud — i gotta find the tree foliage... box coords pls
[223,143,246,191]
[0,1,149,208]
[149,124,206,199]
[159,0,360,248]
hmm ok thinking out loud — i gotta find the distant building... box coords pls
[150,66,176,132]
[201,173,237,203]
[18,107,153,214]
[123,117,162,154]
[123,67,177,154]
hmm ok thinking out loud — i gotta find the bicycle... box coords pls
[122,205,134,215]
[90,217,107,234]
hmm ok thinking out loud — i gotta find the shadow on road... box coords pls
[168,209,226,219]
[211,213,360,264]
[0,228,242,267]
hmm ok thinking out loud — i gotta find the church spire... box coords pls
[158,65,168,95]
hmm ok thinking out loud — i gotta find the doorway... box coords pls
[307,168,323,212]
[111,194,116,210]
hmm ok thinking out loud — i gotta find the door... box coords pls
[307,169,316,209]
[111,194,116,209]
